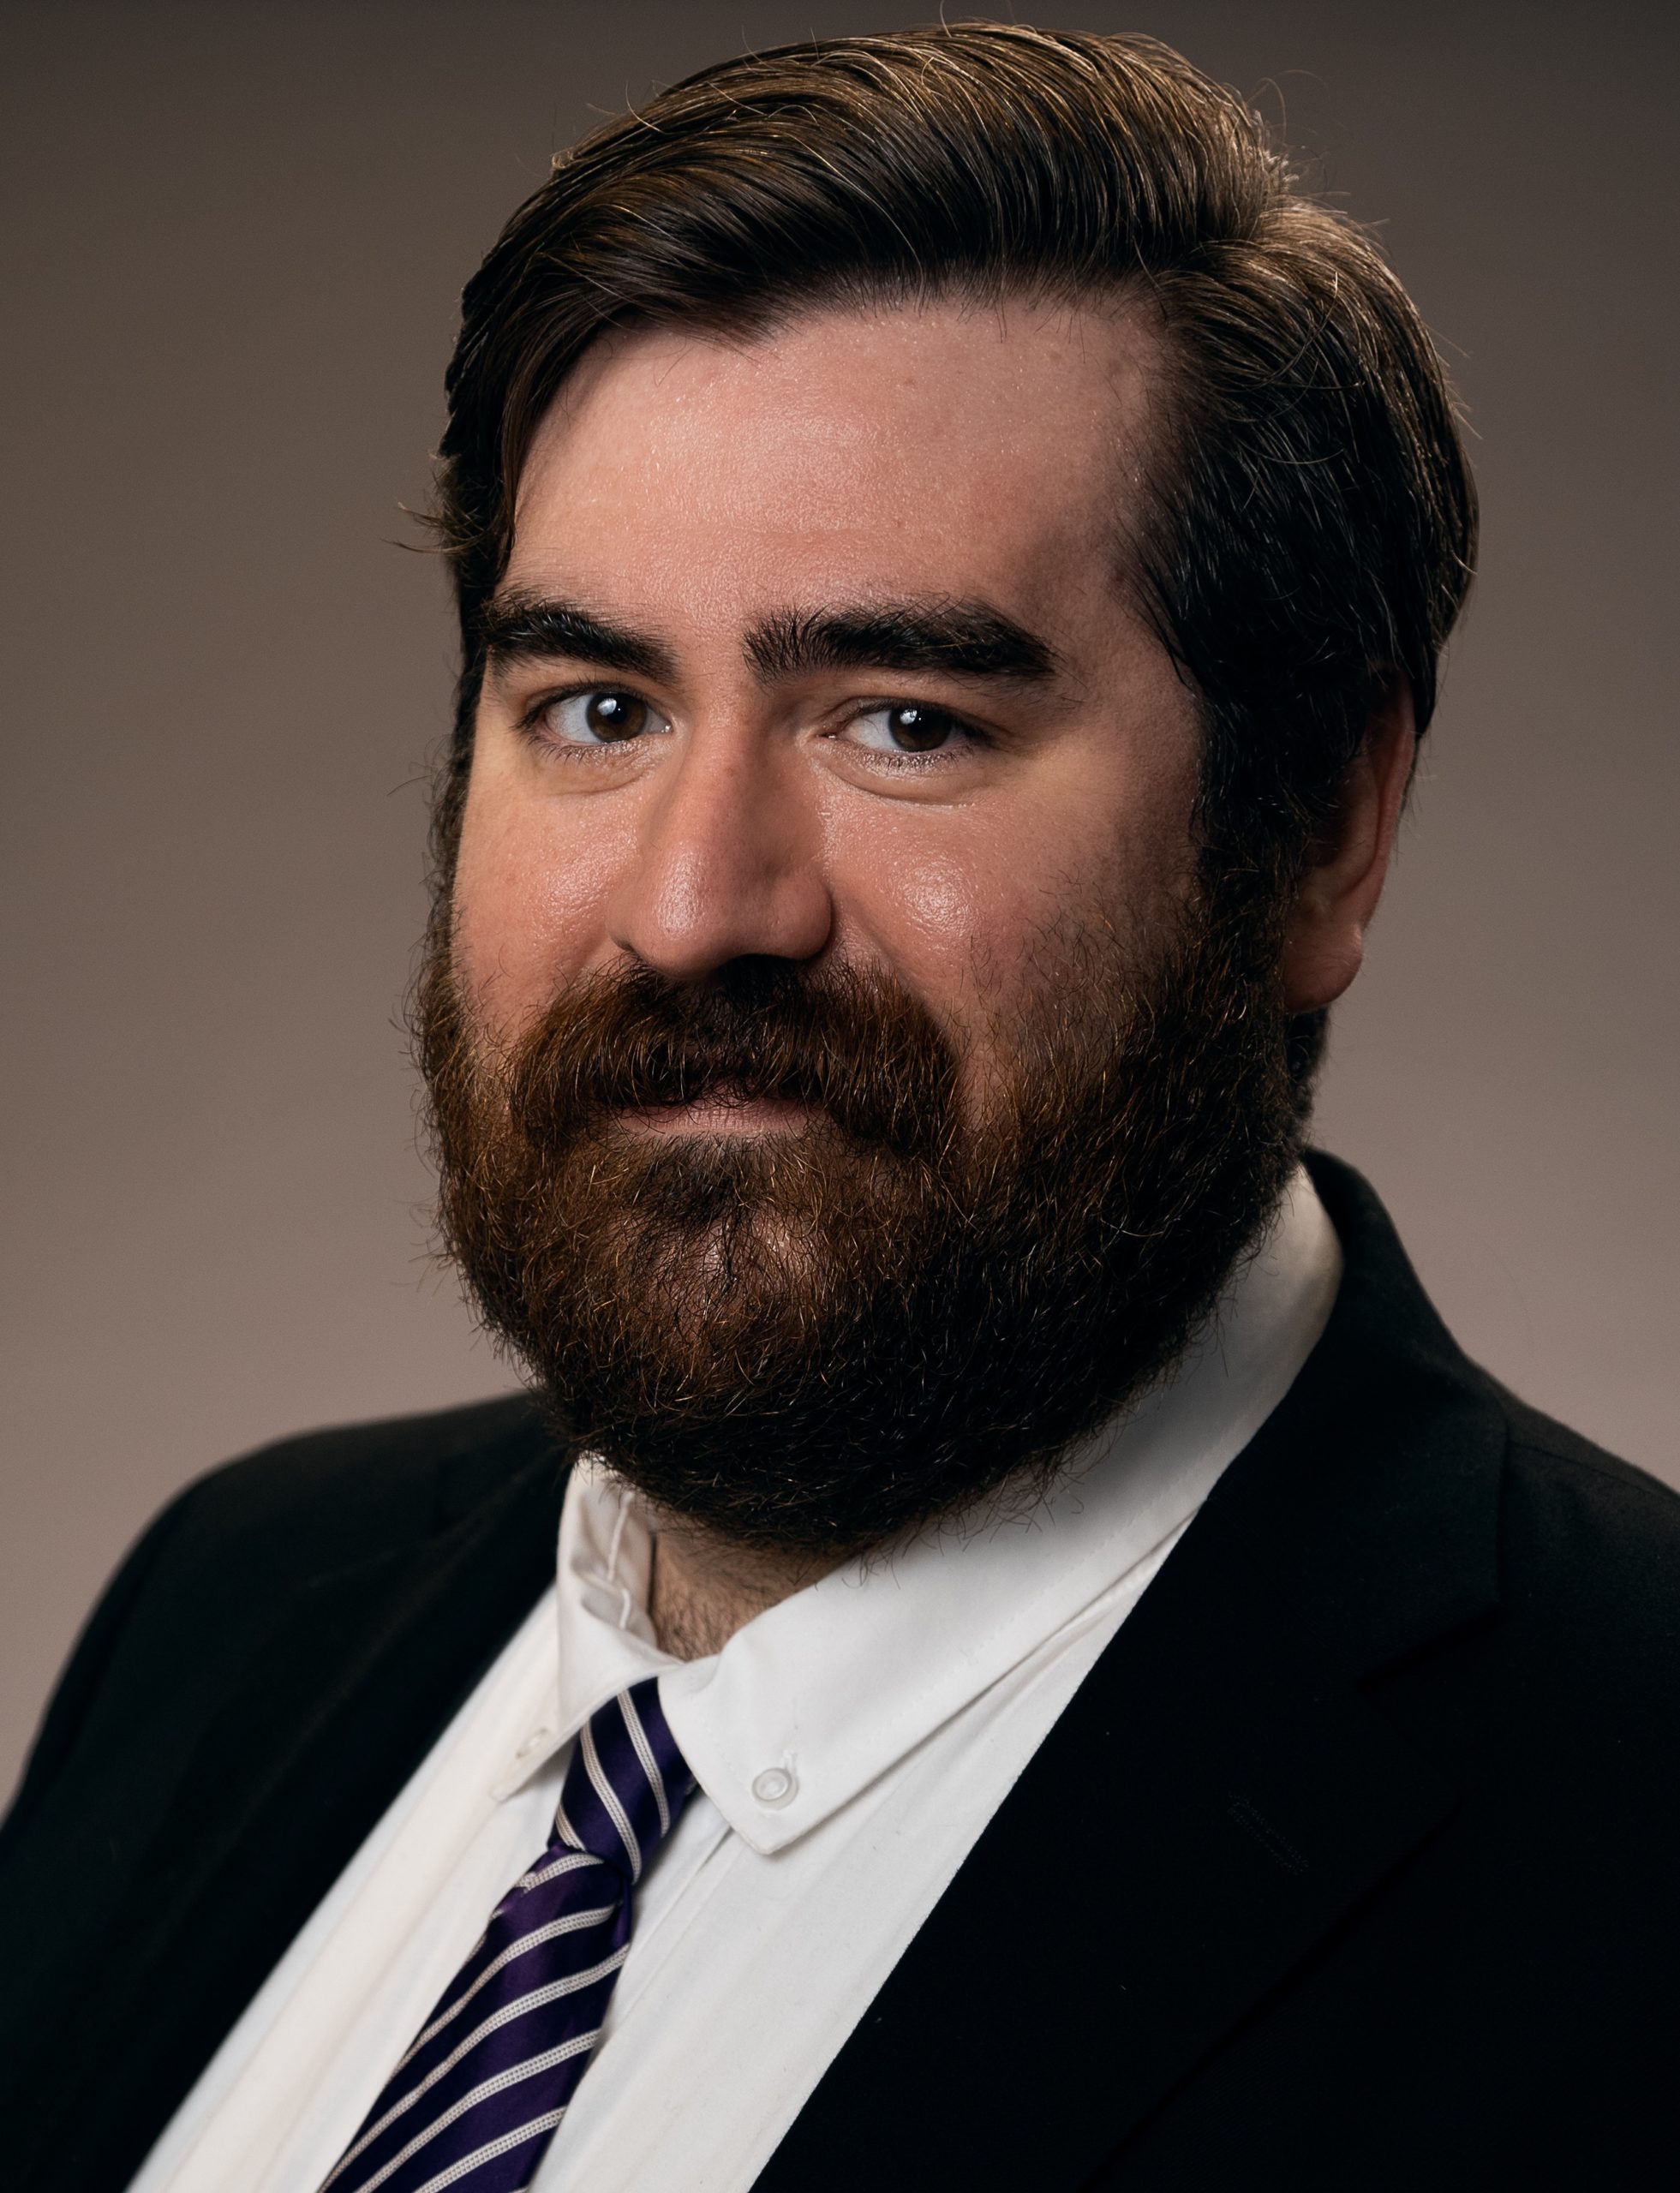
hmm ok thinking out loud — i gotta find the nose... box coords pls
[606,729,834,980]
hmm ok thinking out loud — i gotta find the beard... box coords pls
[416,874,1309,1561]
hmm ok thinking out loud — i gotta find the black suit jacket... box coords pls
[4,1154,1679,2190]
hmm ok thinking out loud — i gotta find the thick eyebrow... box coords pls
[475,589,1060,694]
[745,600,1060,686]
[477,590,678,684]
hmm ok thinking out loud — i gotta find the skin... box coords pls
[452,294,1413,1657]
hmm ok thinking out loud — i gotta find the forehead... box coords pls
[505,295,1161,637]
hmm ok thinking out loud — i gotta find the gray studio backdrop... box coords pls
[3,0,1676,1800]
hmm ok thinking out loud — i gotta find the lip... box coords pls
[619,1092,815,1136]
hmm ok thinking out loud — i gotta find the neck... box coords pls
[647,1512,831,1659]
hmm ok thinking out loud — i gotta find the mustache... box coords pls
[491,955,963,1156]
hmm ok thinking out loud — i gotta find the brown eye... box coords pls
[542,689,666,746]
[583,690,649,740]
[850,702,965,755]
[888,705,951,750]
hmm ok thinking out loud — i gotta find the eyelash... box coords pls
[846,703,988,768]
[516,685,666,750]
[515,684,991,767]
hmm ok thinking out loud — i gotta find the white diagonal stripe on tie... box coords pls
[552,1794,583,1855]
[580,1716,643,1878]
[326,2038,598,2193]
[403,2108,570,2193]
[512,1848,596,1895]
[619,1685,672,1837]
[334,1948,627,2178]
[391,1905,619,2076]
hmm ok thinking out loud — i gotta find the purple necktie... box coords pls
[320,1677,694,2193]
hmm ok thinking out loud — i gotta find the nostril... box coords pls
[610,855,834,983]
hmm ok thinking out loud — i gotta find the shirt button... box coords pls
[751,1766,797,1808]
[516,1727,553,1760]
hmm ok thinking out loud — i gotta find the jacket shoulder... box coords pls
[3,1392,549,1843]
[1489,1384,1680,1649]
[1365,1374,1680,1845]
[1498,1385,1676,1515]
[162,1390,550,1569]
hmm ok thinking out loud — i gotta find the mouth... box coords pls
[617,1082,816,1136]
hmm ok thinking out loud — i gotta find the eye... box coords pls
[846,702,970,755]
[535,689,667,746]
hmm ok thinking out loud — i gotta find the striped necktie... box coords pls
[320,1676,694,2193]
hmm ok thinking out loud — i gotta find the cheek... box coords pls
[827,810,1085,1032]
[823,754,1199,1044]
[451,771,631,1041]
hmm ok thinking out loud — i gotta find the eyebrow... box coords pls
[476,589,1060,691]
[745,600,1059,685]
[477,591,679,684]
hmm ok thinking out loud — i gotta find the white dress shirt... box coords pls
[129,1166,1341,2193]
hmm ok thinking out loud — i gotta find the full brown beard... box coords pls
[416,876,1307,1560]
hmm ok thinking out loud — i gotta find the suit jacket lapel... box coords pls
[32,1424,567,2193]
[754,1157,1505,2192]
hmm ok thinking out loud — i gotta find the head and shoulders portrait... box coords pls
[3,11,1677,2192]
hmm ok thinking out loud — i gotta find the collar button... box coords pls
[751,1766,797,1808]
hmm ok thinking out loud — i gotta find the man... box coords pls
[3,20,1677,2190]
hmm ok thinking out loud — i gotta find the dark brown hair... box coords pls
[432,20,1476,893]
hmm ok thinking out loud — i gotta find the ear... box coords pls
[1280,682,1417,1016]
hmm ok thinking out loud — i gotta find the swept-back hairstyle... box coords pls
[433,20,1475,893]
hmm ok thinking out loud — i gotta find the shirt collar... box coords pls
[520,1163,1340,1855]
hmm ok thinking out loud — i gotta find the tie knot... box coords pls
[555,1676,692,1881]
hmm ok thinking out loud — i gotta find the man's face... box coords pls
[427,295,1304,1556]
[453,295,1201,1082]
